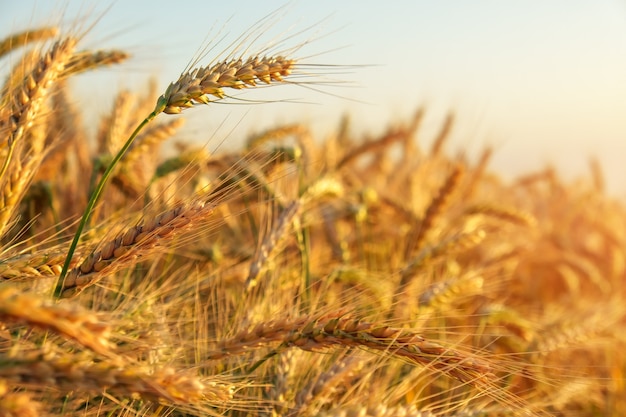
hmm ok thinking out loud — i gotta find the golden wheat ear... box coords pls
[0,287,113,356]
[159,56,295,113]
[0,37,77,239]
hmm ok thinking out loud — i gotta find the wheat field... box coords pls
[0,16,625,417]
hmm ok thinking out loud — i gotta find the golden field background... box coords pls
[1,12,626,417]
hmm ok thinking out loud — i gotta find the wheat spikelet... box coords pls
[390,228,485,319]
[95,82,159,157]
[124,117,186,169]
[478,304,535,352]
[404,229,486,275]
[530,302,622,356]
[1,49,41,99]
[266,349,297,415]
[31,81,76,181]
[462,146,492,199]
[116,117,186,194]
[301,176,345,205]
[97,90,135,155]
[544,378,603,412]
[1,37,76,147]
[159,55,295,114]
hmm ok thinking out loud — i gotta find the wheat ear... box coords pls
[160,55,295,114]
[0,380,41,417]
[0,287,113,356]
[291,356,365,416]
[404,164,465,257]
[0,38,76,237]
[246,200,301,291]
[210,312,493,384]
[0,352,234,405]
[61,49,129,77]
[429,112,454,157]
[0,27,59,58]
[316,404,435,417]
[59,200,214,297]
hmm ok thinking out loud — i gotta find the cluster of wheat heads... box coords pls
[0,20,625,417]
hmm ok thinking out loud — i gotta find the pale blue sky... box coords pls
[2,1,626,193]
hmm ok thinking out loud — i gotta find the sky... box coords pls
[2,1,626,194]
